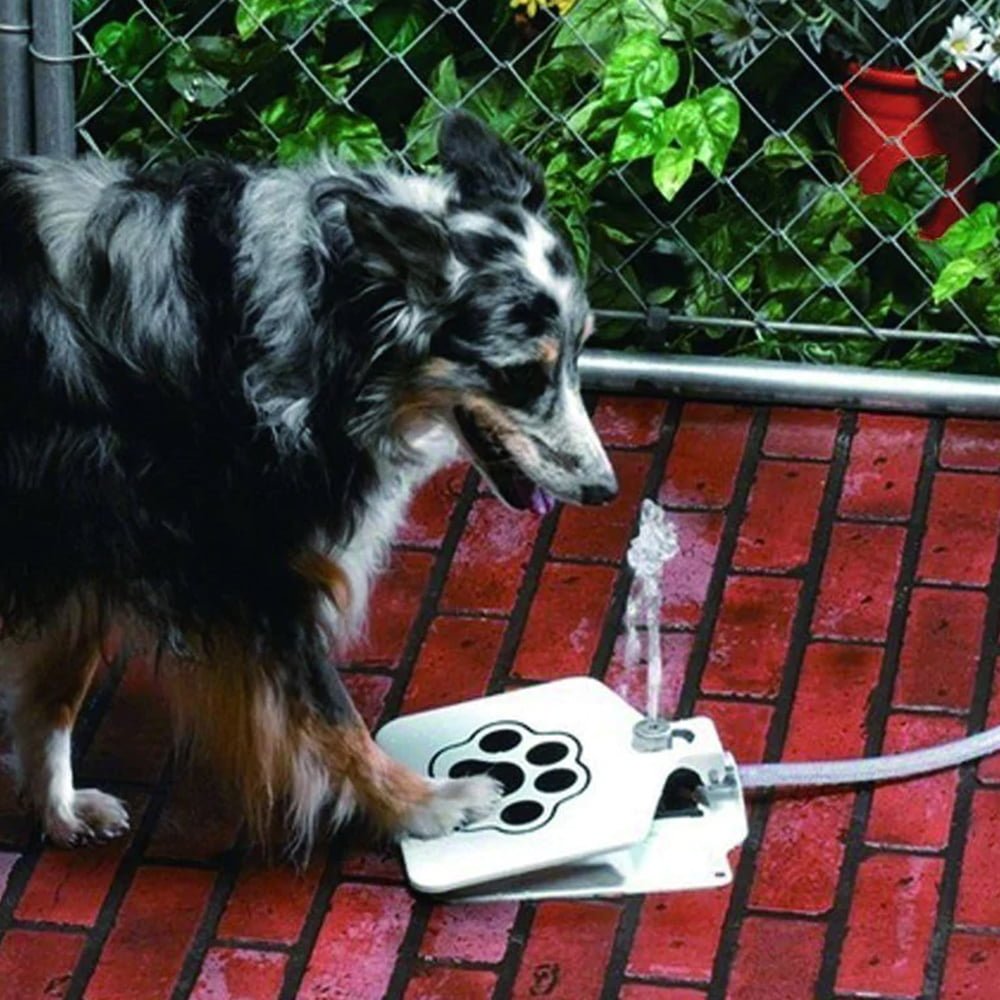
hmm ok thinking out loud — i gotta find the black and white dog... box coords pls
[0,112,617,852]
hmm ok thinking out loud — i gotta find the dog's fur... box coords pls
[0,113,617,852]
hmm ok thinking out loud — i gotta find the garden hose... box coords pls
[738,723,1000,791]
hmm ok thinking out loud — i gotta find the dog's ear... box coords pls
[312,179,450,295]
[438,111,545,211]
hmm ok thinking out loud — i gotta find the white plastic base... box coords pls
[376,678,747,901]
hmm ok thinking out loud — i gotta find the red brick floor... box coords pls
[2,396,1000,998]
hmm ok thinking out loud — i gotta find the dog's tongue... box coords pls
[510,474,556,515]
[529,486,557,516]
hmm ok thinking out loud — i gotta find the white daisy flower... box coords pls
[711,2,772,70]
[940,13,988,72]
[980,15,1000,70]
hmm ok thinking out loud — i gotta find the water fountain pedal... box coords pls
[376,677,747,901]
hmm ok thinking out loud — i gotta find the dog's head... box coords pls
[319,112,617,512]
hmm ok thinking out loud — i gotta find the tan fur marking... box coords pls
[292,549,352,612]
[163,641,432,850]
[459,393,519,436]
[422,357,458,381]
[389,387,457,438]
[539,337,559,365]
[6,600,103,735]
[306,716,432,830]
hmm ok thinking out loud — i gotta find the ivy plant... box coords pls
[72,0,1000,373]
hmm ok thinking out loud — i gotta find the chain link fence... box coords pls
[5,1,1000,373]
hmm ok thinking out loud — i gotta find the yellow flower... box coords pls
[510,0,576,18]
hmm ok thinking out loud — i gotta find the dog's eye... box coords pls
[489,362,550,408]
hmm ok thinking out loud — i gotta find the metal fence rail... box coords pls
[5,0,1000,384]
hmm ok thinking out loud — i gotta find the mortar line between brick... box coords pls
[278,466,481,1000]
[170,833,249,1000]
[952,923,1000,938]
[814,417,943,1000]
[922,449,1000,998]
[594,399,685,1000]
[208,936,293,954]
[710,410,858,1000]
[490,903,538,1000]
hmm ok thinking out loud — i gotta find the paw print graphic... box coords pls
[429,720,590,834]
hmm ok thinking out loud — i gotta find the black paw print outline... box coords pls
[429,720,591,835]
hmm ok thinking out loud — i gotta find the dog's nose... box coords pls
[581,481,618,506]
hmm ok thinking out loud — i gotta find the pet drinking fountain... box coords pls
[376,500,1000,901]
[376,501,748,901]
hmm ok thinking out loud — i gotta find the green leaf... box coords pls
[666,86,739,177]
[762,251,820,294]
[578,156,609,189]
[370,2,432,53]
[603,31,679,103]
[610,97,667,162]
[938,203,999,256]
[73,0,104,20]
[932,257,987,303]
[235,0,285,40]
[93,16,163,77]
[884,156,948,211]
[330,47,365,74]
[647,284,679,305]
[554,0,670,53]
[560,210,592,273]
[464,79,537,143]
[529,51,601,108]
[186,36,242,73]
[761,132,812,171]
[567,99,618,138]
[92,21,126,59]
[595,222,635,245]
[661,0,735,40]
[830,231,853,254]
[652,145,694,200]
[404,56,462,165]
[280,110,386,165]
[167,47,229,108]
[259,95,298,132]
[236,0,327,41]
[430,55,462,104]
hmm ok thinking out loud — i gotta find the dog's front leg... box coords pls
[165,647,500,853]
[0,610,129,846]
[314,664,503,841]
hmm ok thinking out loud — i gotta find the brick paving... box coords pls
[2,396,1000,998]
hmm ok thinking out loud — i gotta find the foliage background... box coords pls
[73,0,1000,372]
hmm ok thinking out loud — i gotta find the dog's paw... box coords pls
[44,789,130,847]
[401,775,503,839]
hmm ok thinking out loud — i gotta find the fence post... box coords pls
[30,0,75,157]
[0,0,31,156]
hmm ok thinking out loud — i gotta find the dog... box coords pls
[0,112,618,853]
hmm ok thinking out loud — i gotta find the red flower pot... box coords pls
[837,62,986,239]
